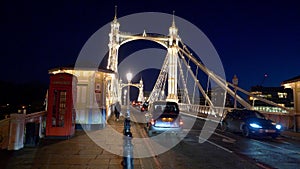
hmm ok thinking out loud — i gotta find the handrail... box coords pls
[178,103,292,119]
[25,111,47,120]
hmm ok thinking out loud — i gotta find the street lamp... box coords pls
[124,72,133,135]
[123,72,133,168]
[126,72,132,118]
[232,75,238,108]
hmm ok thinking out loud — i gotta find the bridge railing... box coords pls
[178,103,296,129]
[0,111,47,150]
[178,103,234,119]
[26,111,46,121]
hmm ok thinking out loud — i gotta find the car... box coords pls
[132,101,142,107]
[140,102,149,112]
[220,109,282,138]
[146,101,183,136]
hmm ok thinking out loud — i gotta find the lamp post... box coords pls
[123,72,133,169]
[232,75,238,108]
[123,89,127,106]
[124,72,133,135]
[126,72,132,118]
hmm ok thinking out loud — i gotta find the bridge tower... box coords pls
[107,7,120,72]
[119,78,144,104]
[137,78,144,102]
[166,12,180,102]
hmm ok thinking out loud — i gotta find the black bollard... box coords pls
[123,118,131,134]
[123,132,133,169]
[123,118,133,169]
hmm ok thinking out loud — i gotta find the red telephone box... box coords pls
[46,73,77,137]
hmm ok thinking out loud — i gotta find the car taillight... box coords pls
[179,119,183,126]
[151,118,155,125]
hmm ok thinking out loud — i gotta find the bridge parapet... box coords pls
[178,103,234,119]
[179,103,295,130]
[0,111,46,150]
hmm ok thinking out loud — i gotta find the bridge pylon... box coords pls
[107,9,120,72]
[166,12,180,103]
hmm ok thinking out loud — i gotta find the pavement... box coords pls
[0,115,158,169]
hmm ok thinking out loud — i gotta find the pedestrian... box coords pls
[115,102,121,121]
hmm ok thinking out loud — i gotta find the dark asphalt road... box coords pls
[130,106,300,169]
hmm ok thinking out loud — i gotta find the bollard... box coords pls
[123,132,133,169]
[124,118,131,135]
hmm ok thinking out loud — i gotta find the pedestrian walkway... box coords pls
[0,115,153,169]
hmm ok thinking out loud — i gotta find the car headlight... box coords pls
[249,123,262,128]
[276,124,281,130]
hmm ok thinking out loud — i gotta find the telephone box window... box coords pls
[52,90,67,127]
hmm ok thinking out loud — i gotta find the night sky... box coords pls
[1,0,300,92]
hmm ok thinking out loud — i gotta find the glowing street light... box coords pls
[126,72,132,118]
[126,72,133,83]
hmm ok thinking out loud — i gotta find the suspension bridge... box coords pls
[108,11,293,120]
[1,11,298,152]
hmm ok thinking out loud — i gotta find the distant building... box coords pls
[193,87,233,107]
[249,86,294,113]
[281,75,300,131]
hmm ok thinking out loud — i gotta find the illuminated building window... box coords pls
[278,92,287,98]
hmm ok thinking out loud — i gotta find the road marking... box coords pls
[252,139,300,155]
[208,131,236,143]
[197,136,233,153]
[131,113,162,169]
[256,162,272,169]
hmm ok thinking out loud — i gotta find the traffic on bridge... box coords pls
[1,4,300,169]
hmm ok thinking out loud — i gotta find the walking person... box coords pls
[115,102,121,121]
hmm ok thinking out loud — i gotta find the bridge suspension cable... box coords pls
[192,66,199,104]
[178,56,191,104]
[147,55,169,103]
[177,49,214,107]
[178,39,292,114]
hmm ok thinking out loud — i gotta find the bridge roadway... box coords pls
[1,106,299,169]
[130,106,300,169]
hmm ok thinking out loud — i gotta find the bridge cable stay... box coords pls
[177,43,252,109]
[158,58,169,101]
[177,49,214,108]
[192,66,199,104]
[147,55,169,103]
[179,39,206,104]
[177,57,191,104]
[203,70,291,113]
[159,72,168,100]
[213,74,293,113]
[185,57,190,88]
[205,75,210,106]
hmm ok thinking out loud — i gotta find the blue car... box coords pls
[221,109,282,139]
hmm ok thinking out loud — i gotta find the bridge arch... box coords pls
[108,15,180,102]
[119,35,168,49]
